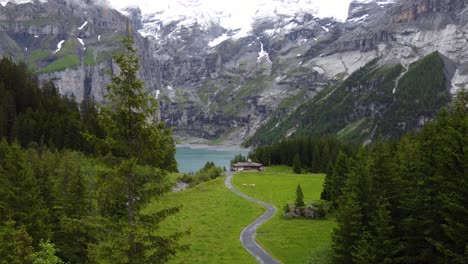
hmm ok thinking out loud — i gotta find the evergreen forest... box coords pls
[249,136,356,173]
[0,38,184,263]
[323,91,468,263]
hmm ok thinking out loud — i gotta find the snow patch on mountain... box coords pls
[347,14,369,23]
[53,40,65,54]
[111,0,359,40]
[0,0,47,6]
[77,38,86,50]
[208,33,229,47]
[78,21,88,30]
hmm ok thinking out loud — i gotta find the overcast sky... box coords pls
[108,0,355,21]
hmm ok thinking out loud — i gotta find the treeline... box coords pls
[249,137,355,173]
[0,57,102,152]
[323,91,468,263]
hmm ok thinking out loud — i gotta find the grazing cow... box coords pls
[242,183,248,187]
[250,183,256,188]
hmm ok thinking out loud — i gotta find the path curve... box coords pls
[225,172,281,264]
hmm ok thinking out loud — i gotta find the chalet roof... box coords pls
[232,161,262,167]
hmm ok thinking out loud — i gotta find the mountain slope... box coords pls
[0,0,467,145]
[247,51,451,145]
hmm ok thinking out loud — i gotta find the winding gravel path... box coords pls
[225,172,281,264]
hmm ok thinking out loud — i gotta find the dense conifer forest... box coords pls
[325,92,468,263]
[250,91,467,263]
[249,136,356,173]
[0,39,184,263]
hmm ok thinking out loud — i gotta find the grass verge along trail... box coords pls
[145,176,264,264]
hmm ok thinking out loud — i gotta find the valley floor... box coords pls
[232,167,336,264]
[150,166,335,263]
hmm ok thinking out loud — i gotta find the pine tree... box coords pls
[429,90,468,263]
[332,191,363,264]
[0,221,34,264]
[293,153,302,174]
[320,161,334,201]
[332,147,373,263]
[329,151,350,206]
[0,139,49,243]
[295,184,305,207]
[87,36,185,263]
[31,241,64,264]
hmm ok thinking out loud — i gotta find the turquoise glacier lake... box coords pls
[175,147,249,173]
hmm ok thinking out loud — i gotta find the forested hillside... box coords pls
[0,38,183,263]
[0,57,102,152]
[248,52,450,146]
[322,91,468,264]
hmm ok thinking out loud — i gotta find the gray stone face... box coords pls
[1,0,468,144]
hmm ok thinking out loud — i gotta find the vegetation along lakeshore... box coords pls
[1,0,467,263]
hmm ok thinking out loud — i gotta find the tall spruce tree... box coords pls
[429,90,468,263]
[87,36,184,263]
[320,161,334,200]
[329,151,350,206]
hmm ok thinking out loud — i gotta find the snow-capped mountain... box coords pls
[0,0,467,145]
[111,0,354,39]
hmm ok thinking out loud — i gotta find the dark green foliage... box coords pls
[250,136,355,173]
[292,154,302,174]
[31,241,64,264]
[0,37,182,263]
[0,221,34,264]
[295,184,305,207]
[331,90,468,264]
[0,139,50,243]
[0,57,102,152]
[84,37,183,263]
[381,51,450,137]
[328,152,350,206]
[230,154,247,165]
[310,200,330,218]
[178,161,223,187]
[0,144,86,263]
[320,161,334,201]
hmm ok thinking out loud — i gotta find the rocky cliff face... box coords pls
[1,0,467,145]
[0,0,138,101]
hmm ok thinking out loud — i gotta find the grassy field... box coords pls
[145,176,264,264]
[232,166,336,264]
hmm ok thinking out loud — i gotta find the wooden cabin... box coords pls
[231,161,263,172]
